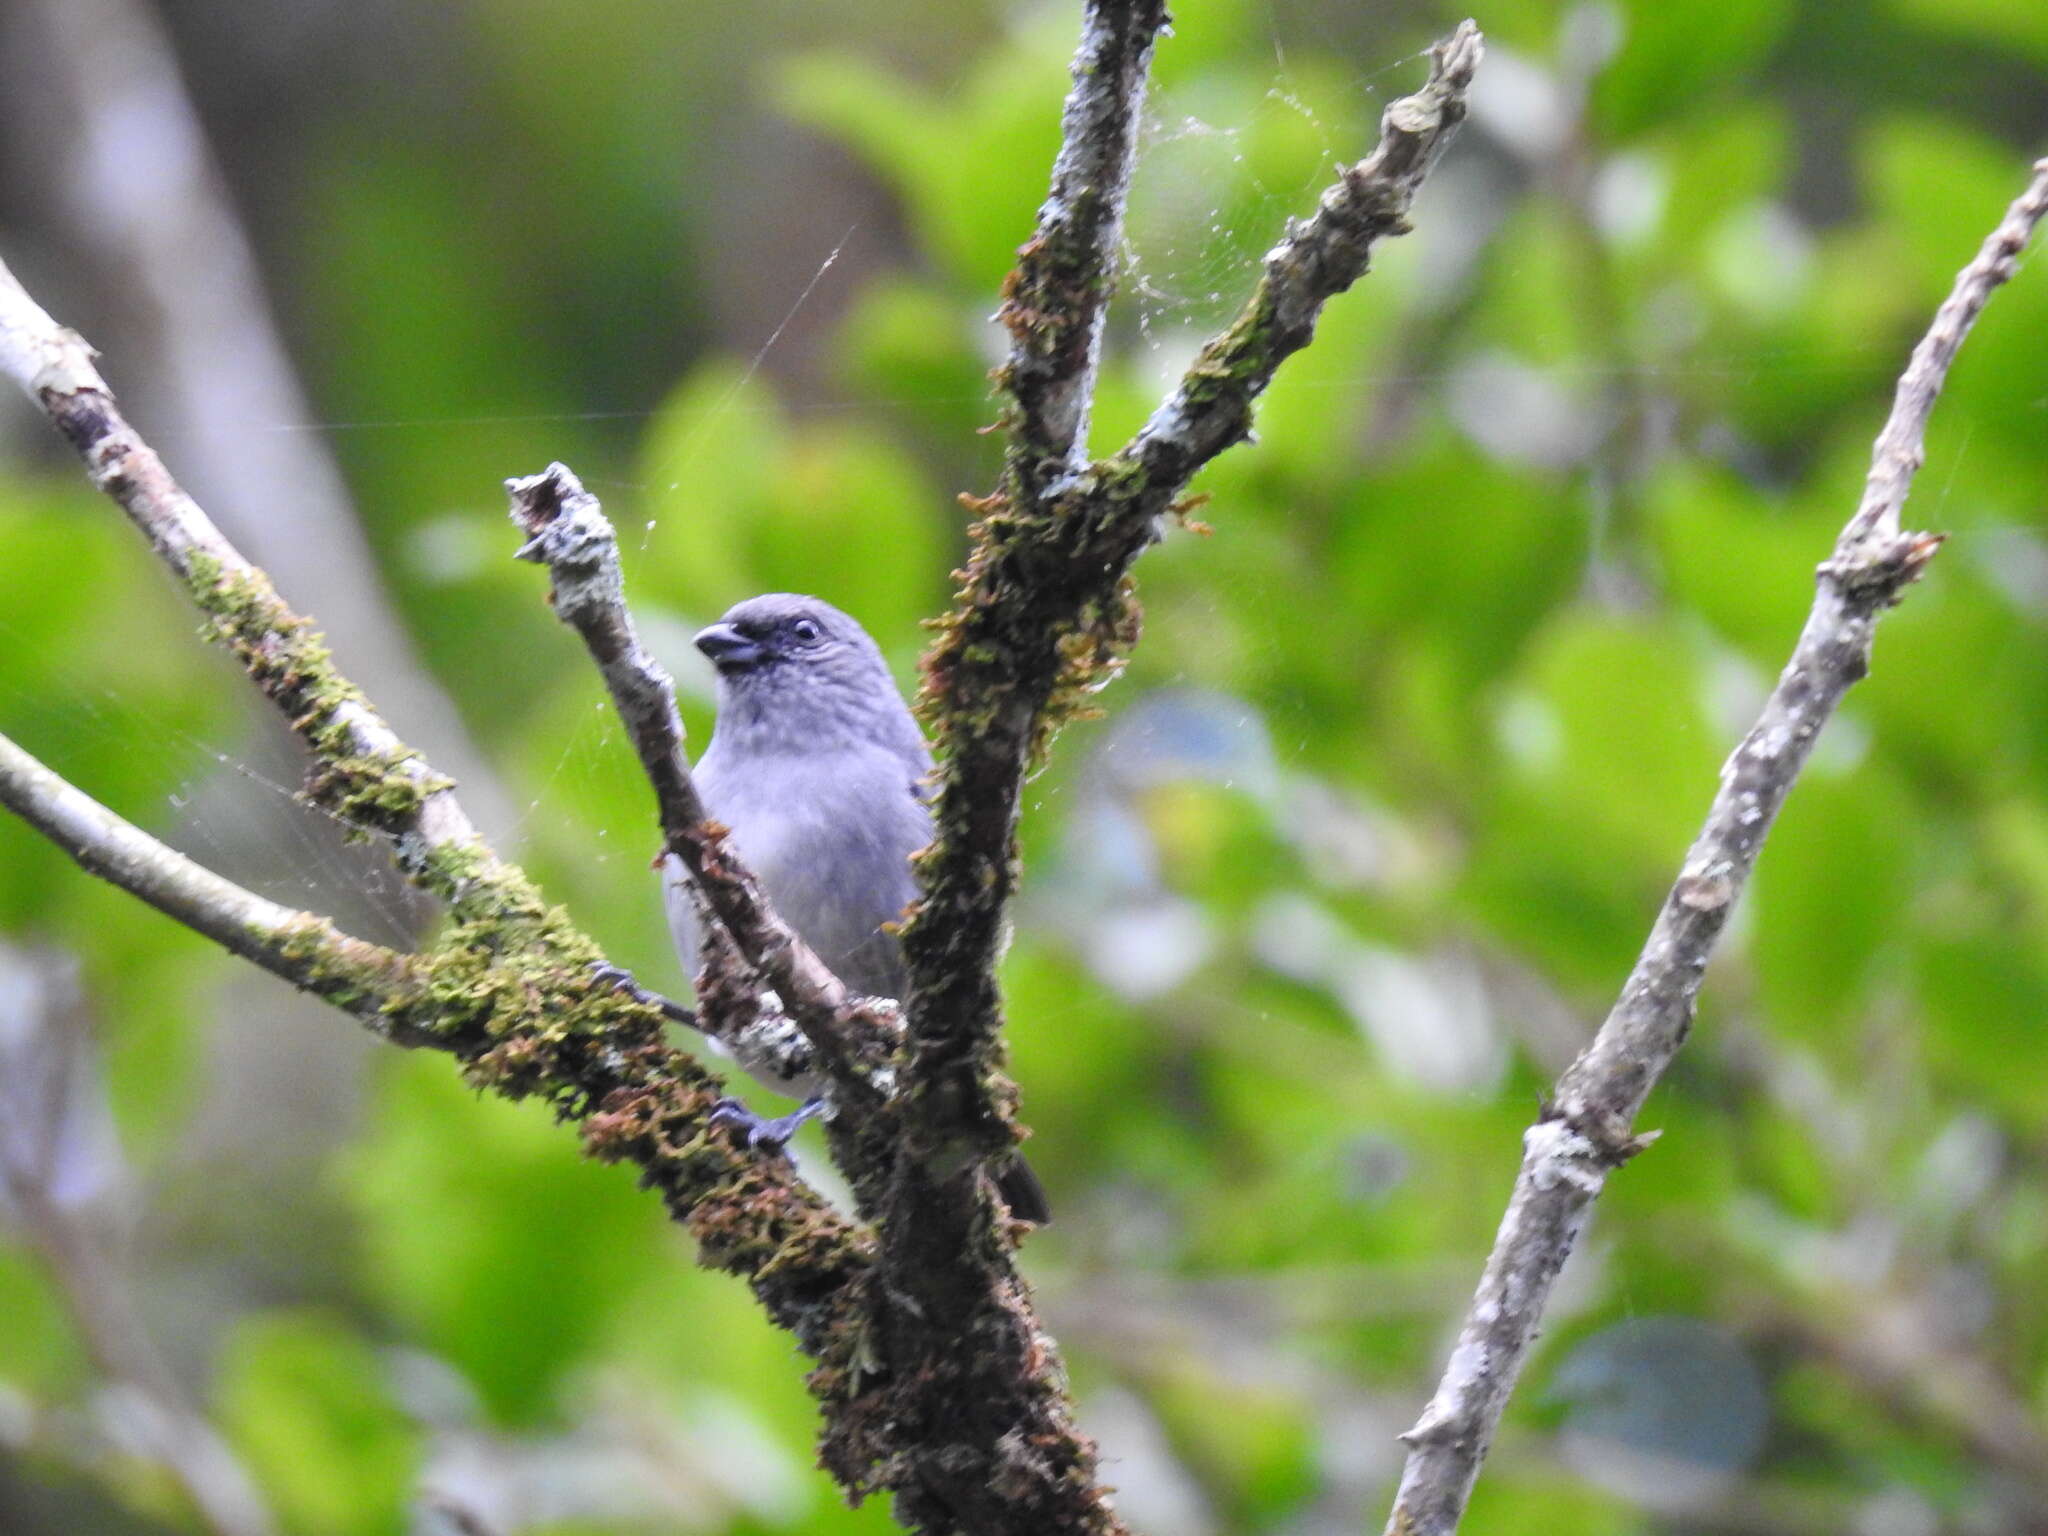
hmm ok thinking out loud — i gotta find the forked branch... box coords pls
[903,10,1483,1230]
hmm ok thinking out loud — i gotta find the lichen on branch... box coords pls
[0,251,879,1393]
[903,16,1483,1179]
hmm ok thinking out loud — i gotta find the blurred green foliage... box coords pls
[4,0,2048,1532]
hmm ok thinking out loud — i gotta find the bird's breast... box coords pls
[691,747,927,999]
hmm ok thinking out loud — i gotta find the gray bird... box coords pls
[664,593,1049,1224]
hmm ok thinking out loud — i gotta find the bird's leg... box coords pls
[711,1094,827,1154]
[588,961,698,1029]
[591,963,823,1153]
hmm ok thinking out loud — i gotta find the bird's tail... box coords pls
[996,1153,1052,1225]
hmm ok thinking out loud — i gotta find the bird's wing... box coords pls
[661,852,704,983]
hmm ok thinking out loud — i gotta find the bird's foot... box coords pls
[711,1094,826,1155]
[589,961,697,1027]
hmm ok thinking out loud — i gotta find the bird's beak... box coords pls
[694,622,763,671]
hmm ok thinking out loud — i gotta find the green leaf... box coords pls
[218,1311,418,1536]
[1860,116,2033,310]
[1888,0,2048,67]
[0,1249,86,1396]
[1648,460,1833,662]
[1331,441,1586,691]
[1593,0,1794,140]
[1751,766,1919,1038]
[1467,612,1723,986]
[1653,106,1790,250]
[343,1056,674,1423]
[777,26,1068,293]
[1917,930,2048,1129]
[1148,1363,1316,1525]
[635,361,949,651]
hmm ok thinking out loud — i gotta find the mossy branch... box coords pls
[0,253,878,1434]
[898,14,1482,1279]
[996,0,1169,481]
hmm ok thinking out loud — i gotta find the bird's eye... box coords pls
[790,618,822,645]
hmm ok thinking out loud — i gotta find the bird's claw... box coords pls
[589,961,637,993]
[711,1095,826,1155]
[587,961,696,1026]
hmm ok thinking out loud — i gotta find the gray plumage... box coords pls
[664,593,932,1003]
[664,594,1049,1221]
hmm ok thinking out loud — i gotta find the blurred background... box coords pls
[1,0,2046,1532]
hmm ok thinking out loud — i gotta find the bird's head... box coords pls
[696,594,917,752]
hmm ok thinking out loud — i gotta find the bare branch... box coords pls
[1382,155,2048,1536]
[0,730,431,1044]
[507,463,896,1112]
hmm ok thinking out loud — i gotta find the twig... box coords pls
[0,724,872,1341]
[836,14,1183,1536]
[506,464,894,1109]
[1381,156,2048,1536]
[1122,21,1483,488]
[0,731,432,1044]
[0,254,479,883]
